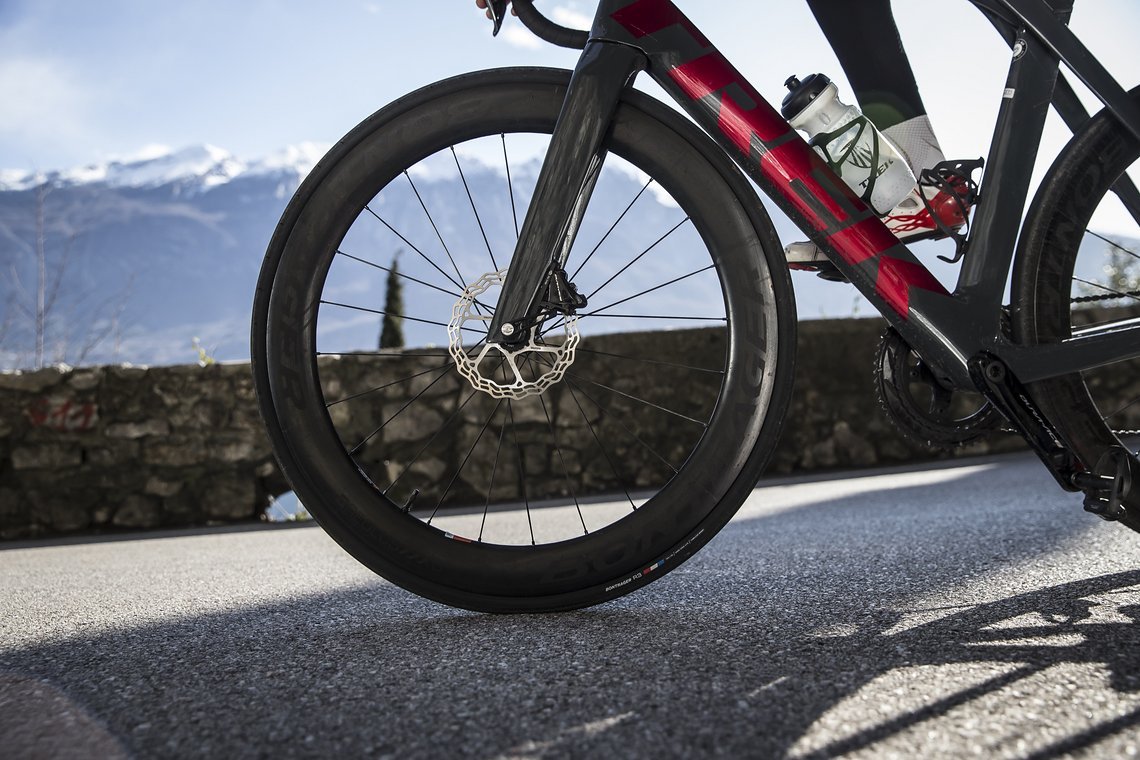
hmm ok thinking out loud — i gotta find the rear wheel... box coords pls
[255,69,796,611]
[1014,89,1140,532]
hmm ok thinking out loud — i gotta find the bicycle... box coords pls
[252,0,1140,612]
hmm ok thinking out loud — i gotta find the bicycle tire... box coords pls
[1013,87,1140,533]
[253,68,797,612]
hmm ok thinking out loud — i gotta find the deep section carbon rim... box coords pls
[260,72,792,607]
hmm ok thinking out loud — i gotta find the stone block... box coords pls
[105,419,171,439]
[255,460,279,478]
[202,478,257,520]
[189,399,230,428]
[67,370,102,391]
[50,500,92,532]
[143,440,205,468]
[215,439,260,463]
[0,368,64,393]
[145,476,185,497]
[112,495,162,529]
[11,444,83,470]
[86,443,141,467]
[107,364,149,380]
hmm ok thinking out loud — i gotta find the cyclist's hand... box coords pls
[475,0,516,20]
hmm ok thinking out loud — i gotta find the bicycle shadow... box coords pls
[3,459,1139,758]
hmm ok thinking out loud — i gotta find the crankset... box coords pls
[874,327,1002,448]
[969,352,1138,526]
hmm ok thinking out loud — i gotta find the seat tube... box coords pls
[955,21,1064,308]
[486,40,646,344]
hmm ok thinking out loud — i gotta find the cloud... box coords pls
[114,144,173,163]
[551,7,592,30]
[501,25,541,50]
[0,57,96,144]
[499,3,590,49]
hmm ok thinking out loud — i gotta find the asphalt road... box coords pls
[3,452,1140,759]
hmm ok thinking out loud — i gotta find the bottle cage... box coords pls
[808,117,886,214]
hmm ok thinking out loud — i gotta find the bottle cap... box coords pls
[781,73,832,120]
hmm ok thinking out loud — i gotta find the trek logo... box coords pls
[609,0,950,317]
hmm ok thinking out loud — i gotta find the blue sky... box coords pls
[1,0,1137,175]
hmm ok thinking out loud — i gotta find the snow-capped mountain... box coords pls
[0,145,335,369]
[0,144,328,194]
[0,142,896,370]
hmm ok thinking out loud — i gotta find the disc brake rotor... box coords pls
[448,270,579,400]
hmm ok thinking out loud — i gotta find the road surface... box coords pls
[2,452,1139,758]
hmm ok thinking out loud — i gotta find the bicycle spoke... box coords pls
[425,400,505,522]
[1101,393,1140,424]
[479,412,509,542]
[575,347,724,376]
[326,358,454,408]
[569,177,653,281]
[387,386,486,498]
[536,393,587,535]
[578,313,727,322]
[583,264,717,317]
[1086,229,1140,261]
[451,146,499,271]
[565,382,638,513]
[320,300,487,334]
[508,400,536,545]
[364,205,468,294]
[520,351,686,472]
[562,376,681,475]
[317,351,452,358]
[336,249,470,302]
[348,362,459,455]
[502,134,519,239]
[562,369,710,427]
[404,171,469,287]
[586,217,691,302]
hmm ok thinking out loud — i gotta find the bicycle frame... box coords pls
[480,0,1140,489]
[488,0,1140,395]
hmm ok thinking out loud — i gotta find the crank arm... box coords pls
[969,352,1080,492]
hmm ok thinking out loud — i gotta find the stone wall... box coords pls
[0,317,1032,539]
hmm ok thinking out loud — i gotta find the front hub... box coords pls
[448,269,579,400]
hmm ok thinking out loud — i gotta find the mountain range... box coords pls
[5,142,1086,371]
[1,144,330,368]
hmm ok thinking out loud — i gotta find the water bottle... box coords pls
[781,73,916,216]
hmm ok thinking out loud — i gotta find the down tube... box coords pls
[591,0,975,383]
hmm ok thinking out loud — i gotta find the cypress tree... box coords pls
[379,251,406,349]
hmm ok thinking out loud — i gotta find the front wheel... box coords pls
[254,68,796,611]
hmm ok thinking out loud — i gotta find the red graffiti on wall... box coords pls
[25,398,99,432]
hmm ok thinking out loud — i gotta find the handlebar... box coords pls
[501,0,590,50]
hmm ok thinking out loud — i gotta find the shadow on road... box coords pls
[3,461,1139,757]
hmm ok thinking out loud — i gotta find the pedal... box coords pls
[1072,446,1135,521]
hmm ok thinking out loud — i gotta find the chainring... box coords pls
[874,326,1002,449]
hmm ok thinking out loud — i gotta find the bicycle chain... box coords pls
[1068,293,1140,437]
[1070,290,1140,304]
